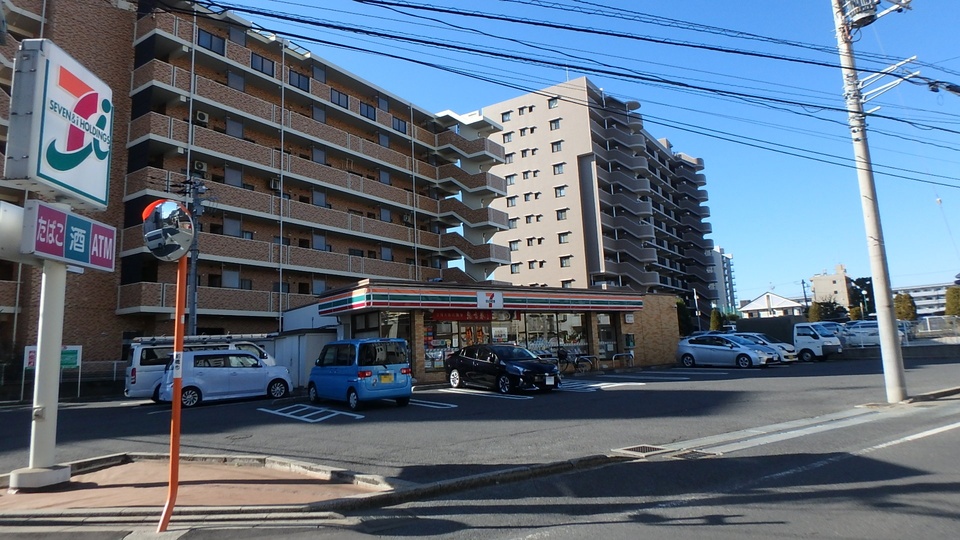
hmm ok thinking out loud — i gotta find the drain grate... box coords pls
[612,444,669,458]
[671,449,717,460]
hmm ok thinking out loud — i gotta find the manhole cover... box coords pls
[672,450,717,460]
[612,444,668,458]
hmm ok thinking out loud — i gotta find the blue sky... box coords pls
[213,0,960,304]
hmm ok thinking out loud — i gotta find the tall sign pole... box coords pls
[830,0,908,403]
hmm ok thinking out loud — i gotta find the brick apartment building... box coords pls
[0,0,509,364]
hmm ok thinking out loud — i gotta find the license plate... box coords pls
[545,375,555,385]
[379,372,394,383]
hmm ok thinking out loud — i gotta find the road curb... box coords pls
[903,386,960,403]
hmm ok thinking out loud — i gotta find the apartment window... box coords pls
[538,237,544,245]
[289,69,310,91]
[380,208,392,222]
[360,102,376,120]
[549,118,561,130]
[523,193,532,202]
[509,240,519,251]
[273,282,289,293]
[197,29,225,55]
[505,153,515,164]
[312,279,327,294]
[561,279,573,288]
[313,233,328,251]
[381,246,393,262]
[273,236,291,246]
[519,128,528,136]
[379,133,390,147]
[548,97,559,109]
[228,26,246,46]
[507,196,517,207]
[560,256,572,268]
[530,126,537,134]
[551,141,563,153]
[558,232,570,244]
[312,190,328,208]
[555,186,566,197]
[528,261,537,269]
[521,149,529,158]
[553,163,565,175]
[223,216,241,237]
[392,117,407,134]
[503,132,513,143]
[518,107,525,116]
[531,148,538,155]
[224,166,242,187]
[508,218,518,229]
[222,268,240,288]
[505,174,517,185]
[251,53,274,76]
[522,171,530,180]
[227,71,244,91]
[226,118,243,138]
[536,214,543,222]
[501,111,512,122]
[527,238,535,246]
[557,209,568,220]
[534,192,542,200]
[312,104,326,123]
[525,215,533,224]
[379,170,391,185]
[313,64,326,83]
[533,170,540,177]
[539,260,546,268]
[528,106,535,113]
[312,147,326,164]
[511,263,521,274]
[331,88,349,108]
[348,248,364,257]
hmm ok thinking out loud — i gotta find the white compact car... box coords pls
[159,349,291,408]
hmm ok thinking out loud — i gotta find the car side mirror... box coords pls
[315,358,321,367]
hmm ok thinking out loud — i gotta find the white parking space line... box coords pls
[602,374,691,381]
[439,388,533,400]
[409,399,458,409]
[668,369,730,375]
[559,380,646,392]
[258,404,364,423]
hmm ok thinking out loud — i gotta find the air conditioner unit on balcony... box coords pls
[402,213,413,223]
[195,111,209,124]
[269,178,281,190]
[193,161,208,173]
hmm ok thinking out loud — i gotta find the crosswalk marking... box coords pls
[258,404,364,423]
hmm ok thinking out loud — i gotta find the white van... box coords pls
[158,349,291,408]
[124,334,275,401]
[794,323,843,362]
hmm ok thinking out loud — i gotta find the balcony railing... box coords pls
[117,282,317,315]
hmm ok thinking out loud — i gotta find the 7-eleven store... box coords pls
[287,279,679,385]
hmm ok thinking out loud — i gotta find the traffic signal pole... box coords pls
[831,0,907,403]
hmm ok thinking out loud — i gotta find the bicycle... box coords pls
[557,349,595,374]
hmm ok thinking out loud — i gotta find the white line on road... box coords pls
[409,399,458,409]
[258,404,364,423]
[602,374,691,381]
[439,388,533,400]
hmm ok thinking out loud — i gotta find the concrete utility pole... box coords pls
[180,175,206,336]
[830,0,910,403]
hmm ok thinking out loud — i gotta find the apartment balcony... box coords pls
[679,197,711,217]
[681,215,713,235]
[681,231,714,251]
[0,279,20,314]
[681,248,713,267]
[685,265,714,284]
[438,233,509,265]
[0,33,20,87]
[595,167,651,194]
[2,1,44,40]
[601,214,656,242]
[116,282,317,316]
[437,198,508,231]
[594,259,660,289]
[591,121,644,148]
[435,131,505,165]
[436,164,506,197]
[597,143,647,171]
[598,190,653,218]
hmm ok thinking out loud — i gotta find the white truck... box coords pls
[734,317,843,362]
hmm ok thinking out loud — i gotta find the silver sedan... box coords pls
[677,334,780,368]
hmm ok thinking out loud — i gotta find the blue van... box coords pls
[307,338,413,410]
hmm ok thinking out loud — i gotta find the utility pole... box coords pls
[801,279,809,308]
[179,175,207,335]
[830,0,911,403]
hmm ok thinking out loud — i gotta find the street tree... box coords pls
[894,293,918,321]
[851,277,875,316]
[676,298,694,336]
[849,306,863,320]
[808,302,822,322]
[710,309,722,330]
[946,287,960,316]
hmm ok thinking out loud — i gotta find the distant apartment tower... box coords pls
[711,247,737,315]
[483,77,715,303]
[0,1,507,361]
[892,283,951,316]
[810,264,854,308]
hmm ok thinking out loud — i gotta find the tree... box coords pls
[946,287,960,316]
[710,309,722,330]
[808,301,822,322]
[814,300,848,321]
[849,306,863,320]
[676,298,694,336]
[894,293,918,321]
[850,277,875,316]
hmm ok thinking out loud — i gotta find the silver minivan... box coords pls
[124,335,274,401]
[158,349,291,408]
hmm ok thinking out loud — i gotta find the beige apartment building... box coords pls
[0,0,508,363]
[484,78,716,304]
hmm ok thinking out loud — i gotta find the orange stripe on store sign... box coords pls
[58,67,94,98]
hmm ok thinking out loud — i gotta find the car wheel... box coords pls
[346,388,361,411]
[396,396,410,407]
[799,349,816,363]
[181,387,201,408]
[680,354,696,368]
[496,374,512,394]
[151,385,162,403]
[308,383,320,404]
[449,369,464,388]
[268,379,288,399]
[736,355,752,369]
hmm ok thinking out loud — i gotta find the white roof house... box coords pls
[740,292,805,319]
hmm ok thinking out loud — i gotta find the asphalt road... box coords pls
[1,354,959,538]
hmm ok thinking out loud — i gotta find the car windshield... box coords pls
[725,335,756,346]
[489,345,539,361]
[736,334,764,345]
[757,333,786,344]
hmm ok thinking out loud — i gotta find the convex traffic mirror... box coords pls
[141,199,194,261]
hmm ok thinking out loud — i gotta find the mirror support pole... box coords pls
[158,255,188,532]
